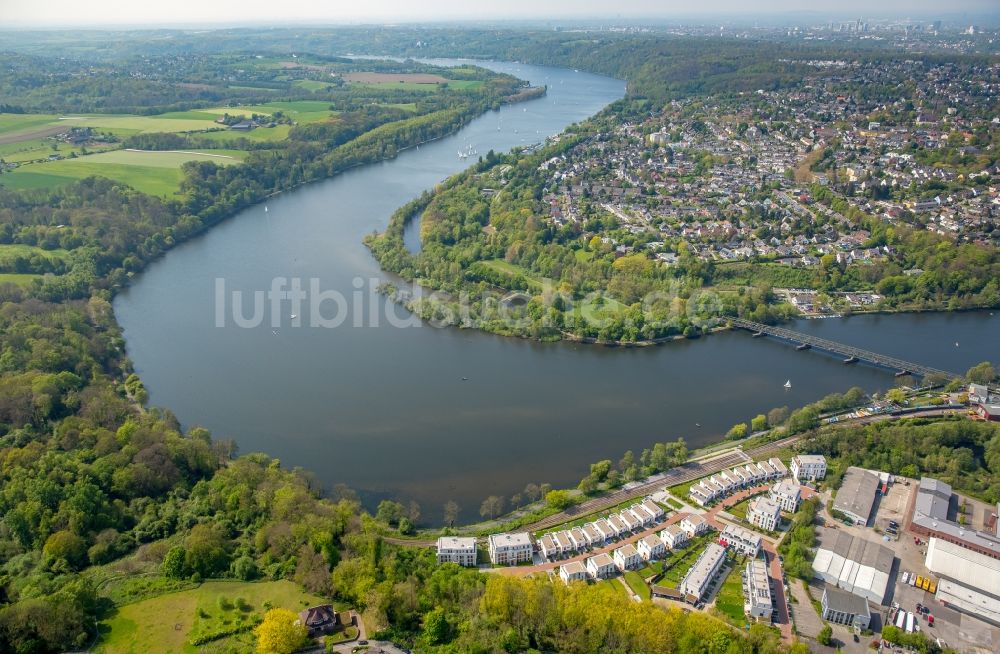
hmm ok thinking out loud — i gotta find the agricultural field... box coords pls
[59,115,219,133]
[342,72,449,84]
[0,149,247,196]
[95,580,331,654]
[199,100,336,125]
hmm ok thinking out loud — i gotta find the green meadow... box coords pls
[1,149,247,196]
[95,580,330,654]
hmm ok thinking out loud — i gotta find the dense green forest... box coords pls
[0,27,996,653]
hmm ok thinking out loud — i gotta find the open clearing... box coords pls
[0,149,246,196]
[95,579,330,654]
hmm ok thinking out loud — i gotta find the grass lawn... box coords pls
[728,498,751,521]
[0,243,69,263]
[658,534,715,588]
[0,272,43,286]
[0,149,246,196]
[96,579,330,654]
[198,125,292,144]
[481,258,545,291]
[712,563,747,625]
[623,570,652,600]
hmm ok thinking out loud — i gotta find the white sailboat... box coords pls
[784,380,792,389]
[264,205,268,212]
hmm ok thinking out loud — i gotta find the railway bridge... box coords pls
[730,318,960,380]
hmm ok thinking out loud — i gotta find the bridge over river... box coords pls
[730,318,961,380]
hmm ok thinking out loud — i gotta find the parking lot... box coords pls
[871,479,1000,653]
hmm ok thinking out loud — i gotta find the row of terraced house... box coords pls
[689,457,788,507]
[539,498,666,560]
[559,514,712,585]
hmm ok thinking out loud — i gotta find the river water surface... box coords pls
[114,61,1000,523]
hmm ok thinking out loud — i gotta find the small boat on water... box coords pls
[290,314,298,320]
[264,205,268,212]
[784,380,792,389]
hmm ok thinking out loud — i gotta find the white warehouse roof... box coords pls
[926,537,1000,596]
[812,531,893,605]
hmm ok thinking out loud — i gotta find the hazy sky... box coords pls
[2,0,997,27]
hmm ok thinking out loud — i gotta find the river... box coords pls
[113,60,1000,524]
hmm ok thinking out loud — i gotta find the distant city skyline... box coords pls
[3,0,998,28]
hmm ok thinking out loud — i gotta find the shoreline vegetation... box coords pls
[366,137,1000,346]
[1,26,998,654]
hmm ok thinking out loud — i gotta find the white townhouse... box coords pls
[770,480,802,512]
[720,524,761,557]
[710,474,735,495]
[630,503,655,526]
[637,534,666,561]
[660,524,688,550]
[768,457,789,478]
[790,454,827,481]
[586,553,617,579]
[593,519,615,541]
[681,515,709,538]
[553,530,574,555]
[488,532,533,565]
[639,498,665,522]
[619,509,642,532]
[613,543,642,571]
[581,523,602,547]
[569,527,588,551]
[436,536,477,567]
[559,560,588,584]
[538,533,559,560]
[607,514,628,537]
[748,496,782,532]
[690,484,714,507]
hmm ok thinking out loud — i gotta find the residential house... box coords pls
[744,558,773,621]
[679,543,727,602]
[660,524,688,550]
[586,553,617,579]
[720,524,762,557]
[614,543,642,571]
[748,497,782,531]
[619,509,642,532]
[436,536,477,567]
[559,560,588,584]
[638,534,666,561]
[488,532,533,566]
[298,605,339,637]
[770,480,802,513]
[538,534,558,560]
[791,455,827,481]
[681,515,709,538]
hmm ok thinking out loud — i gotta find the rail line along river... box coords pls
[114,60,1000,524]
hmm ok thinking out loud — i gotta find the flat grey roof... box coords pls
[833,466,879,523]
[824,585,870,616]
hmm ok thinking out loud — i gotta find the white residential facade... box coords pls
[770,480,802,512]
[614,543,642,571]
[638,534,666,561]
[791,454,827,481]
[721,524,762,557]
[488,532,533,565]
[748,496,782,531]
[436,537,477,567]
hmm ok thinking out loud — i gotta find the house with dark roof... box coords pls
[298,605,339,637]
